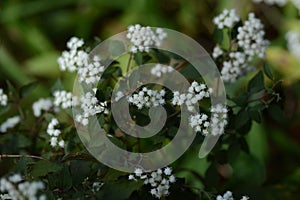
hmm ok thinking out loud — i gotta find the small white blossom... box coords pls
[216,191,250,200]
[77,55,105,85]
[212,45,224,59]
[291,0,300,15]
[172,81,212,112]
[0,116,20,133]
[150,64,174,77]
[128,87,165,109]
[114,91,125,102]
[252,0,287,6]
[126,24,167,53]
[32,98,53,117]
[210,104,228,136]
[0,174,45,200]
[53,90,79,109]
[213,9,240,29]
[237,13,269,60]
[47,118,64,148]
[129,167,176,199]
[0,89,8,106]
[286,30,300,60]
[92,182,103,193]
[75,92,108,126]
[57,37,88,72]
[189,113,210,135]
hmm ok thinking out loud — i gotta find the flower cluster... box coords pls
[216,191,249,200]
[213,9,240,29]
[32,98,53,117]
[172,81,212,112]
[252,0,287,6]
[210,104,228,136]
[0,116,20,133]
[0,174,45,200]
[53,90,79,109]
[126,24,167,53]
[212,45,224,59]
[128,167,176,199]
[77,55,104,85]
[47,118,64,148]
[286,30,300,60]
[213,11,269,82]
[150,64,174,77]
[75,92,108,126]
[57,37,105,85]
[128,87,166,109]
[189,113,210,135]
[237,13,269,60]
[0,89,8,106]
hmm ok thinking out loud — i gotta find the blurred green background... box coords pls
[1,0,300,199]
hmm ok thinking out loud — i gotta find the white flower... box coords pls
[241,196,249,200]
[0,174,45,200]
[216,191,250,200]
[32,98,53,117]
[252,0,287,6]
[126,24,167,53]
[77,55,105,85]
[47,118,64,148]
[0,116,20,133]
[237,13,269,60]
[213,9,240,29]
[286,30,300,60]
[129,167,176,199]
[291,0,300,15]
[53,90,79,109]
[150,64,174,77]
[75,92,108,126]
[212,45,224,59]
[0,89,8,106]
[172,81,211,112]
[210,104,228,136]
[189,113,210,135]
[128,88,165,109]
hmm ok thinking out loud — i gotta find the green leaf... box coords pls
[133,52,143,66]
[263,64,273,80]
[235,109,250,129]
[96,180,143,200]
[248,71,265,93]
[19,81,38,99]
[50,79,64,93]
[249,110,262,123]
[31,160,62,178]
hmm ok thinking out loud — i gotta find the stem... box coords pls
[181,185,212,200]
[126,52,133,75]
[0,154,50,162]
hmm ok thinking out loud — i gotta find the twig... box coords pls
[0,154,50,162]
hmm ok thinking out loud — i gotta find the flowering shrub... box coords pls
[1,1,299,199]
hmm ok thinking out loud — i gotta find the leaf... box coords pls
[248,71,265,93]
[96,180,143,200]
[31,160,62,178]
[235,109,250,129]
[50,79,64,93]
[19,81,38,99]
[48,165,72,190]
[62,150,98,162]
[25,51,61,77]
[204,163,220,186]
[249,110,262,123]
[263,64,273,80]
